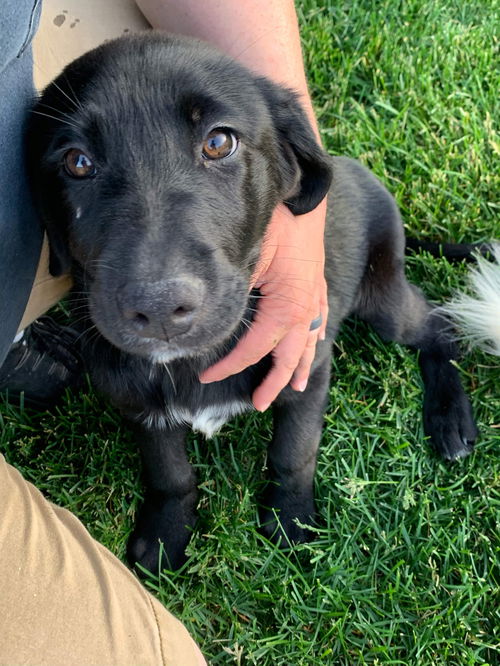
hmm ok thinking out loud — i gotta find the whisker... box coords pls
[30,109,80,130]
[240,317,253,332]
[162,363,177,395]
[248,293,311,311]
[68,315,94,329]
[250,282,315,299]
[230,27,278,65]
[67,296,90,304]
[49,76,83,112]
[85,328,103,350]
[61,72,85,112]
[67,307,91,317]
[38,101,78,122]
[75,323,98,344]
[89,262,121,273]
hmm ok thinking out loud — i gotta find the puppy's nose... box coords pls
[117,277,204,340]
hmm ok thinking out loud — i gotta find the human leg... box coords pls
[0,0,44,367]
[0,454,206,665]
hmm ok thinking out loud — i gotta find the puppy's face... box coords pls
[29,34,331,362]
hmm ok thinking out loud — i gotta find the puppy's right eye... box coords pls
[64,149,96,178]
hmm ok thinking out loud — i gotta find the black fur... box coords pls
[27,33,477,572]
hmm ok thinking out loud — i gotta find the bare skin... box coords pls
[136,0,328,411]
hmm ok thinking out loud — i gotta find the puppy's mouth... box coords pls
[148,289,260,364]
[86,278,253,364]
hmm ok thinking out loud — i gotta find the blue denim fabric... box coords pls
[0,0,43,366]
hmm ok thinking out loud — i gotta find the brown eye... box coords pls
[64,149,96,178]
[202,129,238,160]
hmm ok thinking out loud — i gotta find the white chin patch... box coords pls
[149,349,185,364]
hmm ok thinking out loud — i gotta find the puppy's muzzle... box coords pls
[117,276,205,341]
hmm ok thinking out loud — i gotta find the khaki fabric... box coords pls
[32,0,150,90]
[18,241,72,331]
[20,0,150,331]
[0,454,205,666]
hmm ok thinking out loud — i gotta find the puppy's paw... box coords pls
[424,390,478,461]
[127,491,196,574]
[259,486,316,546]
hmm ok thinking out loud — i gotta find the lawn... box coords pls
[1,0,499,663]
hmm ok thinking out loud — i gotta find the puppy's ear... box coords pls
[36,175,72,277]
[26,121,72,276]
[256,79,332,215]
[45,222,72,277]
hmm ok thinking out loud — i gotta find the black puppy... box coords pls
[28,33,477,572]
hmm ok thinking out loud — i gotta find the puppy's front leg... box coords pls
[127,424,197,573]
[260,356,331,545]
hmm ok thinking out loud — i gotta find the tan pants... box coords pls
[3,2,206,664]
[0,455,205,666]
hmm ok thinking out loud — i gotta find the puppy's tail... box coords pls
[405,237,492,262]
[439,243,500,356]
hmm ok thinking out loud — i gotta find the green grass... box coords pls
[2,0,499,663]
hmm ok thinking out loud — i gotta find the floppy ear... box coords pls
[26,110,73,277]
[256,78,332,215]
[42,199,72,277]
[25,150,73,276]
[25,127,72,276]
[25,50,105,277]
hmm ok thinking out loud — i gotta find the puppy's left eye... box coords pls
[64,149,96,178]
[202,129,238,160]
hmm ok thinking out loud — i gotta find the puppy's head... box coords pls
[28,33,331,362]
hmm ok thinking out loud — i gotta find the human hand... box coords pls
[199,199,328,411]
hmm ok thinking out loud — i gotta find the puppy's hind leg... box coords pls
[355,254,478,461]
[415,308,478,460]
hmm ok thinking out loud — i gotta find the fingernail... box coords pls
[257,402,271,412]
[319,331,326,341]
[296,379,308,392]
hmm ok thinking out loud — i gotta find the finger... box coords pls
[318,278,328,341]
[289,328,320,391]
[199,321,286,383]
[200,290,309,383]
[251,324,310,410]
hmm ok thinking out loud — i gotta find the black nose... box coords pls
[117,277,205,340]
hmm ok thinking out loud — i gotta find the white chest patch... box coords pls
[139,401,252,438]
[178,402,251,438]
